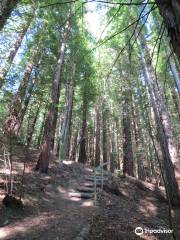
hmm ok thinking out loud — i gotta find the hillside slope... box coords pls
[0,146,179,240]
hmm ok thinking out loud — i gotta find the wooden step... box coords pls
[83,182,102,187]
[95,173,109,177]
[85,177,108,182]
[86,175,108,178]
[86,174,109,178]
[85,179,108,183]
[94,170,109,174]
[69,192,93,199]
[77,187,94,193]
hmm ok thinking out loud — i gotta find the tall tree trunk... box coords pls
[59,65,75,161]
[4,62,33,137]
[169,57,180,95]
[0,0,20,30]
[156,0,180,63]
[131,98,146,180]
[139,31,179,167]
[18,72,36,129]
[78,90,88,164]
[102,101,108,168]
[136,77,160,183]
[27,105,40,146]
[122,96,134,176]
[37,107,47,148]
[90,117,96,166]
[55,111,64,157]
[139,41,180,206]
[0,15,32,88]
[71,128,79,161]
[106,116,111,171]
[171,87,180,118]
[94,102,101,167]
[121,71,134,177]
[35,10,71,173]
[109,120,116,173]
[152,8,180,95]
[115,119,121,170]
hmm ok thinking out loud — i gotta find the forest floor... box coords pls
[0,145,180,240]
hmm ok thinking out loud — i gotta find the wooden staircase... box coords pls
[69,162,109,204]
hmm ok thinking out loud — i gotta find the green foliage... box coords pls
[0,0,179,162]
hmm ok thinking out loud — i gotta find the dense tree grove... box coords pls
[0,0,180,227]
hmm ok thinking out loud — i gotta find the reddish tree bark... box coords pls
[94,103,101,167]
[102,101,108,167]
[78,91,88,164]
[35,9,71,173]
[156,0,180,63]
[122,71,134,177]
[4,62,33,137]
[122,104,134,176]
[71,128,79,161]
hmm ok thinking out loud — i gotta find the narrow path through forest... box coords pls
[0,146,98,239]
[0,146,180,240]
[0,1,180,240]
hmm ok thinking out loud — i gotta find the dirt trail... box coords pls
[0,146,180,240]
[88,176,180,240]
[0,147,98,240]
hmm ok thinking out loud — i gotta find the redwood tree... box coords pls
[0,14,33,88]
[4,62,34,137]
[139,38,180,206]
[156,0,180,63]
[35,8,71,173]
[78,86,88,164]
[94,101,101,167]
